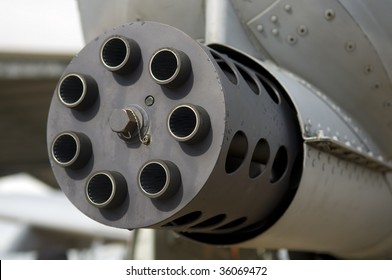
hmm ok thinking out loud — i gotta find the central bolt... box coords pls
[109,108,138,137]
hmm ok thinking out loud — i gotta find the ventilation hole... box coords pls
[258,75,281,104]
[101,37,128,68]
[58,74,85,106]
[215,217,247,230]
[225,131,248,173]
[271,146,288,183]
[210,50,221,60]
[191,214,226,229]
[217,61,238,84]
[52,133,78,165]
[210,51,237,84]
[236,64,259,94]
[86,173,114,205]
[150,49,178,81]
[249,139,270,178]
[139,162,167,196]
[162,211,202,227]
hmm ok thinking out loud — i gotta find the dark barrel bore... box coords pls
[57,73,98,110]
[138,160,181,199]
[51,132,92,169]
[149,48,191,87]
[86,171,127,208]
[100,36,141,73]
[168,104,210,143]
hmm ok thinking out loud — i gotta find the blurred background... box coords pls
[0,0,83,186]
[0,0,104,259]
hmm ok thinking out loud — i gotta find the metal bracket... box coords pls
[305,136,392,173]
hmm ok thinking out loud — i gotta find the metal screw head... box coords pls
[324,9,335,20]
[145,95,155,106]
[284,4,292,13]
[297,25,308,36]
[270,15,278,23]
[287,35,297,45]
[109,109,137,134]
[345,41,356,52]
[363,65,374,74]
[371,83,381,90]
[109,109,130,133]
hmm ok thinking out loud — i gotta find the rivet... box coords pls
[256,24,264,32]
[304,123,311,133]
[270,15,279,23]
[287,35,297,45]
[345,41,356,52]
[297,25,308,36]
[272,28,279,36]
[284,4,292,13]
[324,9,335,20]
[363,65,374,74]
[371,83,381,90]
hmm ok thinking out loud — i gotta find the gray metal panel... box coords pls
[261,60,392,172]
[242,144,392,259]
[339,0,392,83]
[231,0,277,23]
[262,61,386,160]
[306,137,392,173]
[77,0,205,43]
[245,0,392,159]
[205,0,262,59]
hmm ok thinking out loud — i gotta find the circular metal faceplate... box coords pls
[47,22,226,228]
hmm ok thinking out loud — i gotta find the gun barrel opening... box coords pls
[86,171,127,208]
[138,161,180,199]
[51,132,91,169]
[149,48,191,87]
[100,36,140,73]
[57,74,85,108]
[57,73,98,110]
[168,104,210,143]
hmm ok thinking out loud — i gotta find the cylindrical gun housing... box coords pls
[47,22,392,259]
[47,21,302,241]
